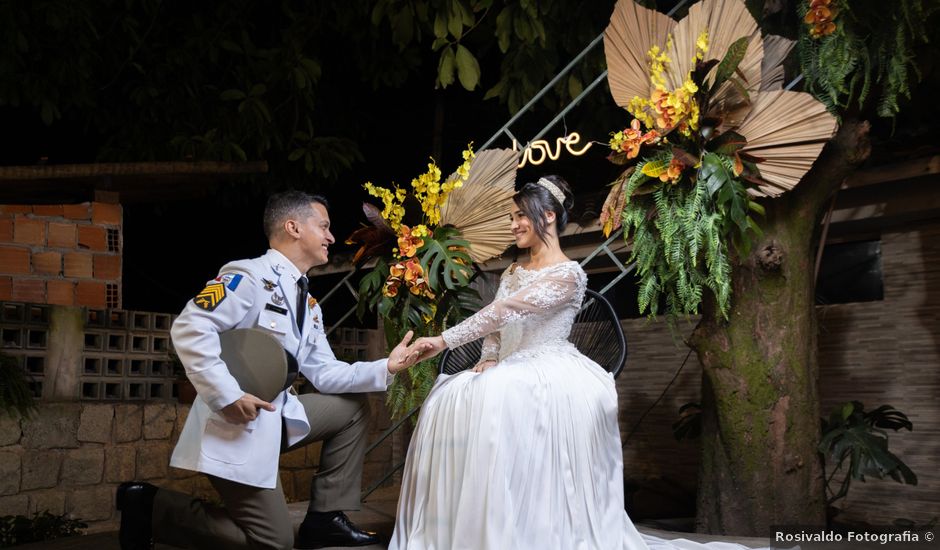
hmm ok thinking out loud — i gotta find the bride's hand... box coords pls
[409,336,447,364]
[471,360,497,373]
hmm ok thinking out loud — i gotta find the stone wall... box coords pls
[0,402,186,527]
[0,395,397,532]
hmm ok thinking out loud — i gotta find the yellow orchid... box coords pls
[408,144,475,227]
[695,30,710,61]
[364,182,406,230]
[412,224,430,238]
[625,36,705,138]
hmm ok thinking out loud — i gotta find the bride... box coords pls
[391,175,766,550]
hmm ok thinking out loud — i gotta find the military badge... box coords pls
[308,296,317,310]
[271,293,285,306]
[261,278,276,291]
[194,282,226,311]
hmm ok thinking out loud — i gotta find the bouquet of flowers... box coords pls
[350,146,486,416]
[600,0,837,320]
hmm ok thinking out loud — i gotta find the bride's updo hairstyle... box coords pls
[513,175,574,244]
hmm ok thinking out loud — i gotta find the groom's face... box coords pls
[299,202,335,267]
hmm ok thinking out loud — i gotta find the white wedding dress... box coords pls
[390,261,766,550]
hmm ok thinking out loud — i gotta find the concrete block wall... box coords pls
[0,303,178,402]
[0,202,122,309]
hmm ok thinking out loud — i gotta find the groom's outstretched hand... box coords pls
[387,331,435,375]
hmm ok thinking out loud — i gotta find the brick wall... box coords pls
[0,203,122,309]
[614,219,940,526]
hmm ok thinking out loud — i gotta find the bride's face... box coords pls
[510,202,537,249]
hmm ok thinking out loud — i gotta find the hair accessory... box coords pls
[536,177,566,206]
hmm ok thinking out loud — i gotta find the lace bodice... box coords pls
[442,261,587,361]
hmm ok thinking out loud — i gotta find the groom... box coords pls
[117,191,428,549]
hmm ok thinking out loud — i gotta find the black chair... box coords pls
[438,288,627,378]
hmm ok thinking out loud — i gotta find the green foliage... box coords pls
[621,150,762,321]
[371,0,615,113]
[0,512,86,547]
[609,30,772,322]
[711,36,750,95]
[385,358,439,421]
[797,0,938,118]
[0,353,36,419]
[819,401,917,508]
[420,226,473,291]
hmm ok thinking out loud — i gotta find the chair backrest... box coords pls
[438,288,627,378]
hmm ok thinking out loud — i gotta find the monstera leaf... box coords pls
[819,401,917,506]
[419,226,473,291]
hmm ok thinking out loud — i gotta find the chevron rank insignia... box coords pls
[193,282,226,311]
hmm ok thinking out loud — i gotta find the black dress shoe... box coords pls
[295,511,382,548]
[116,482,158,550]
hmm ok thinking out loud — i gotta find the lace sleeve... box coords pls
[442,265,584,350]
[479,333,501,362]
[477,266,511,362]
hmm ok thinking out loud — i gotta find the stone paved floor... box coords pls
[18,485,772,549]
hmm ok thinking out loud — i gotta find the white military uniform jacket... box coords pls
[169,248,392,488]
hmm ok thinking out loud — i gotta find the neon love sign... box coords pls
[512,132,593,168]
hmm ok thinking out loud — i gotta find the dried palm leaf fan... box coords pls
[737,90,837,196]
[604,0,674,108]
[681,0,763,117]
[759,35,796,91]
[439,148,520,263]
[603,0,838,197]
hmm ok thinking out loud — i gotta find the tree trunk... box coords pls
[690,120,871,535]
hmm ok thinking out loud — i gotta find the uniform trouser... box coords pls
[151,392,370,550]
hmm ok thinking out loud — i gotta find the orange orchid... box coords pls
[805,0,838,38]
[610,119,660,159]
[659,157,686,184]
[383,262,408,297]
[382,278,401,297]
[651,89,679,130]
[402,258,423,284]
[397,225,425,258]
